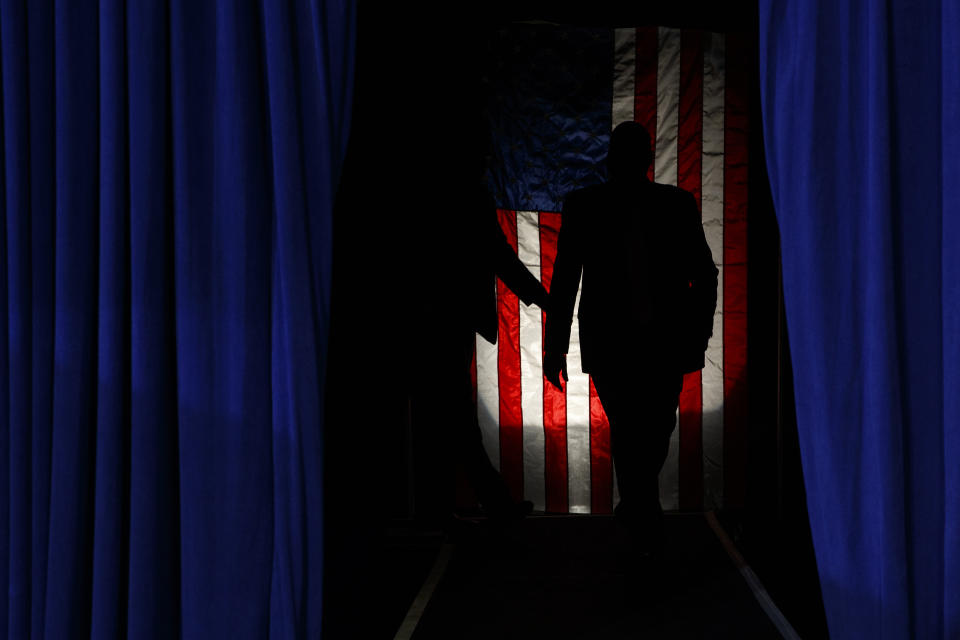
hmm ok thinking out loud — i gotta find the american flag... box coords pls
[474,25,748,513]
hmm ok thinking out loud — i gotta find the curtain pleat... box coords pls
[759,2,958,637]
[0,1,353,637]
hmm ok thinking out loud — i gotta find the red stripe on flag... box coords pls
[678,29,705,511]
[635,27,658,182]
[723,36,749,508]
[496,209,524,501]
[589,377,613,514]
[539,212,568,512]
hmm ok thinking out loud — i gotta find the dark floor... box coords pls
[351,513,820,639]
[719,509,829,640]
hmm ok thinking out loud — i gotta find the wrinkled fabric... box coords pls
[485,26,612,213]
[759,2,959,638]
[0,1,353,637]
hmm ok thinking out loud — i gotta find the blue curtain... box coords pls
[759,2,958,638]
[0,1,354,637]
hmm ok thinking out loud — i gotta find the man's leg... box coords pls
[636,371,684,512]
[592,367,683,525]
[453,375,512,510]
[590,370,651,520]
[413,331,476,525]
[411,402,455,525]
[451,333,530,520]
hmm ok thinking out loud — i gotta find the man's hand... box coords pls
[533,283,551,312]
[543,351,568,391]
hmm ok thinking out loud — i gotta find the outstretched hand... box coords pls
[534,284,551,313]
[543,351,568,391]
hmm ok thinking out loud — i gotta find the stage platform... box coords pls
[340,513,823,639]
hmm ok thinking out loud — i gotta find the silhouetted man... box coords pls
[544,122,718,547]
[412,172,548,532]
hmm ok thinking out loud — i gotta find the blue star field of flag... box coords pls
[483,26,614,213]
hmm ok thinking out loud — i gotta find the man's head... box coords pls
[607,122,653,182]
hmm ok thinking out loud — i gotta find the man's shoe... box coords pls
[615,502,665,555]
[483,499,534,524]
[442,514,481,542]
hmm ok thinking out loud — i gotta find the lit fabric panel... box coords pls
[478,25,747,512]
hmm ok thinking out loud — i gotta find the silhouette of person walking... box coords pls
[544,121,718,547]
[412,140,548,532]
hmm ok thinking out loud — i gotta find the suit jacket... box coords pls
[544,179,718,374]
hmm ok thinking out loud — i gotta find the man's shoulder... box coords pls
[649,181,694,202]
[563,183,609,208]
[563,181,696,213]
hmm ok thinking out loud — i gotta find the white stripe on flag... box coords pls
[566,274,592,513]
[517,211,546,510]
[702,32,726,509]
[655,27,681,186]
[656,26,682,511]
[476,330,500,471]
[612,28,637,128]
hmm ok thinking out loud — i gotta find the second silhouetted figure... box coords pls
[544,121,718,549]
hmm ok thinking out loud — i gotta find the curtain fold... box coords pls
[941,0,960,634]
[759,2,958,638]
[0,1,353,637]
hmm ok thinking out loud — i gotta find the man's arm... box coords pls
[543,194,585,389]
[683,192,719,350]
[491,222,549,309]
